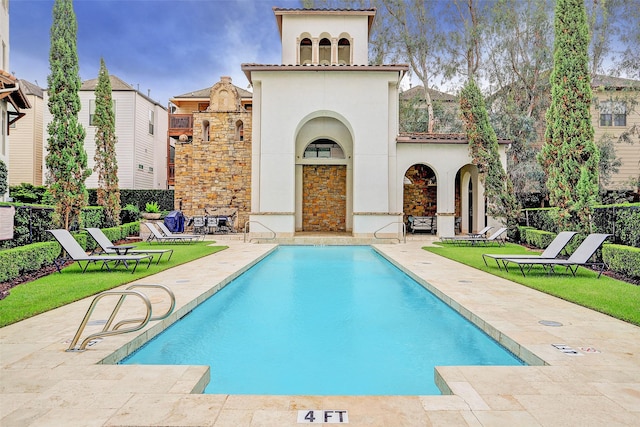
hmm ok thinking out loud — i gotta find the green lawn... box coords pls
[424,243,640,326]
[0,241,227,327]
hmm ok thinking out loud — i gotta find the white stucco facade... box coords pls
[242,8,507,238]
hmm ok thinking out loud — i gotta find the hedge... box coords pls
[0,222,140,284]
[602,244,640,279]
[521,204,640,248]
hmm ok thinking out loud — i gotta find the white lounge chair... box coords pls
[48,229,152,274]
[156,222,204,242]
[143,222,197,244]
[482,231,578,270]
[84,228,173,264]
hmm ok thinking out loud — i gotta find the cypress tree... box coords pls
[94,58,120,226]
[460,79,520,230]
[539,0,599,231]
[45,0,90,230]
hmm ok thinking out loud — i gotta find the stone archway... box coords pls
[302,164,346,231]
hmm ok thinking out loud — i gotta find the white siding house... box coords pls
[43,75,168,190]
[1,0,30,200]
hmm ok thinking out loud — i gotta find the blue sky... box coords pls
[9,0,304,107]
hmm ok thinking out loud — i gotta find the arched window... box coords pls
[300,38,312,65]
[303,139,345,159]
[202,120,210,142]
[319,38,331,65]
[338,38,350,65]
[236,120,244,141]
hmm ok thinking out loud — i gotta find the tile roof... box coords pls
[397,133,511,145]
[592,74,640,89]
[241,63,409,83]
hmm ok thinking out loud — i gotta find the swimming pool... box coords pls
[122,246,522,395]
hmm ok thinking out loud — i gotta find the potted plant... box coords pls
[141,201,162,220]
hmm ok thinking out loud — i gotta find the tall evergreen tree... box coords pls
[460,79,520,230]
[94,58,120,226]
[539,0,599,231]
[45,0,89,230]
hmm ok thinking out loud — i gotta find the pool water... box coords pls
[122,246,522,395]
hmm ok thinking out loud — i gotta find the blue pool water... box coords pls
[122,246,522,395]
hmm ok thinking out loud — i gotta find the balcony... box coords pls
[169,114,193,137]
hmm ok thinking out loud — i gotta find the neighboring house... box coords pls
[8,79,44,186]
[238,7,507,237]
[399,85,461,133]
[591,74,640,193]
[169,77,253,226]
[43,75,168,190]
[1,0,30,201]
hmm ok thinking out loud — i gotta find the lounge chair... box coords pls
[84,227,174,264]
[440,226,493,243]
[156,221,205,242]
[143,222,197,244]
[482,231,578,270]
[48,229,152,274]
[501,233,612,278]
[442,227,508,246]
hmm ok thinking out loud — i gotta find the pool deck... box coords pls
[1,235,639,426]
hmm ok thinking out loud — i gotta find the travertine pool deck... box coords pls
[1,236,639,426]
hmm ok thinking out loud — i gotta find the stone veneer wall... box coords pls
[174,110,252,229]
[302,165,346,232]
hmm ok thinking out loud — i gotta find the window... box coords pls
[202,120,210,141]
[338,38,351,65]
[319,38,331,65]
[148,110,155,134]
[300,38,312,65]
[89,99,116,126]
[303,139,345,159]
[236,120,244,141]
[599,101,627,127]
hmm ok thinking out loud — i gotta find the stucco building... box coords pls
[240,8,505,238]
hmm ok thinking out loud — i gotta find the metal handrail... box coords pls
[66,284,176,352]
[244,220,277,243]
[111,284,176,330]
[373,221,406,244]
[67,290,152,352]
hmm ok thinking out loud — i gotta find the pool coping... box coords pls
[2,238,639,426]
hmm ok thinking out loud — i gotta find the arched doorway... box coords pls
[295,115,354,232]
[403,164,437,219]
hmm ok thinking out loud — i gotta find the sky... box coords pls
[8,0,307,107]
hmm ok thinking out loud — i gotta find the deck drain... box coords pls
[458,280,472,283]
[539,320,563,327]
[87,319,107,326]
[176,279,190,283]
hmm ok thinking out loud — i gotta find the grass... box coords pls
[0,241,227,327]
[424,242,640,326]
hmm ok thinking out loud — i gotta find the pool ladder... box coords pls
[374,221,406,244]
[66,284,175,352]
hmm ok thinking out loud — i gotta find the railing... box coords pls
[244,220,277,243]
[373,221,406,244]
[66,284,175,352]
[168,114,193,135]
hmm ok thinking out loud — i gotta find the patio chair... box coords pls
[442,227,508,246]
[84,227,174,264]
[156,221,205,242]
[501,233,612,278]
[143,222,197,244]
[440,225,493,243]
[48,229,152,274]
[482,231,578,270]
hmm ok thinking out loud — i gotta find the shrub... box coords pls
[0,242,61,283]
[602,244,640,278]
[519,228,557,249]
